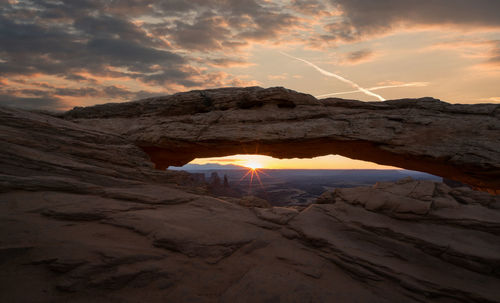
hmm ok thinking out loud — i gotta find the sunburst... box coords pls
[243,161,263,170]
[238,161,267,191]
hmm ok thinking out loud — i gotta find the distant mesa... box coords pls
[169,163,246,171]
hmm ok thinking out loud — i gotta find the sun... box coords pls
[243,161,263,170]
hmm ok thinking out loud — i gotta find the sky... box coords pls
[189,154,399,170]
[1,0,499,169]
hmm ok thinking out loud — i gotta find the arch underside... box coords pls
[141,138,499,195]
[61,87,500,195]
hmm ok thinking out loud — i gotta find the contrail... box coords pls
[315,82,429,98]
[280,51,385,101]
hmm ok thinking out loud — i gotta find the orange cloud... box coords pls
[426,39,500,69]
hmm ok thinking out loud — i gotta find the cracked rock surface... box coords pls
[1,90,500,302]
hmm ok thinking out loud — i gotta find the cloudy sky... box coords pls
[1,0,499,111]
[1,0,499,168]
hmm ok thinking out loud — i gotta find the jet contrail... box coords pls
[315,82,429,98]
[280,51,385,101]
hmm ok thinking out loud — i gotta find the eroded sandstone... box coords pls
[62,86,500,193]
[1,89,500,302]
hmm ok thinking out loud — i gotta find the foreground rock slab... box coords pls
[63,86,500,193]
[1,105,500,302]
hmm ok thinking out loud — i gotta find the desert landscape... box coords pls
[1,87,499,302]
[1,1,500,302]
[171,165,441,206]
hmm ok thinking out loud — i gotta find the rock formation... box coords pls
[203,172,240,197]
[209,172,221,187]
[62,87,500,193]
[1,87,500,302]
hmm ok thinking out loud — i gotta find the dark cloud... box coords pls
[73,15,161,47]
[1,0,303,110]
[328,0,500,40]
[53,85,159,100]
[289,0,331,15]
[153,0,300,49]
[205,57,250,67]
[169,14,231,50]
[85,38,184,72]
[0,84,162,110]
[0,93,64,111]
[324,1,500,66]
[236,12,298,41]
[486,41,500,66]
[345,49,374,64]
[0,16,175,82]
[3,0,497,110]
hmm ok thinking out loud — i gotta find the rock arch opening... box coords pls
[141,137,497,194]
[168,154,442,206]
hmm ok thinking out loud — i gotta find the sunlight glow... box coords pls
[243,161,263,170]
[190,154,400,170]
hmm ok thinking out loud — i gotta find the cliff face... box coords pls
[63,87,500,193]
[1,88,500,302]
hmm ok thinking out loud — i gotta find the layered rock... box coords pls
[290,179,500,302]
[1,88,500,302]
[62,86,500,193]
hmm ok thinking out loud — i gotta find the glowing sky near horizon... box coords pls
[190,154,399,170]
[1,1,499,169]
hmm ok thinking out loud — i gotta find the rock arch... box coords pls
[64,87,500,194]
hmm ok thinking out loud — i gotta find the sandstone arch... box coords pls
[64,87,500,194]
